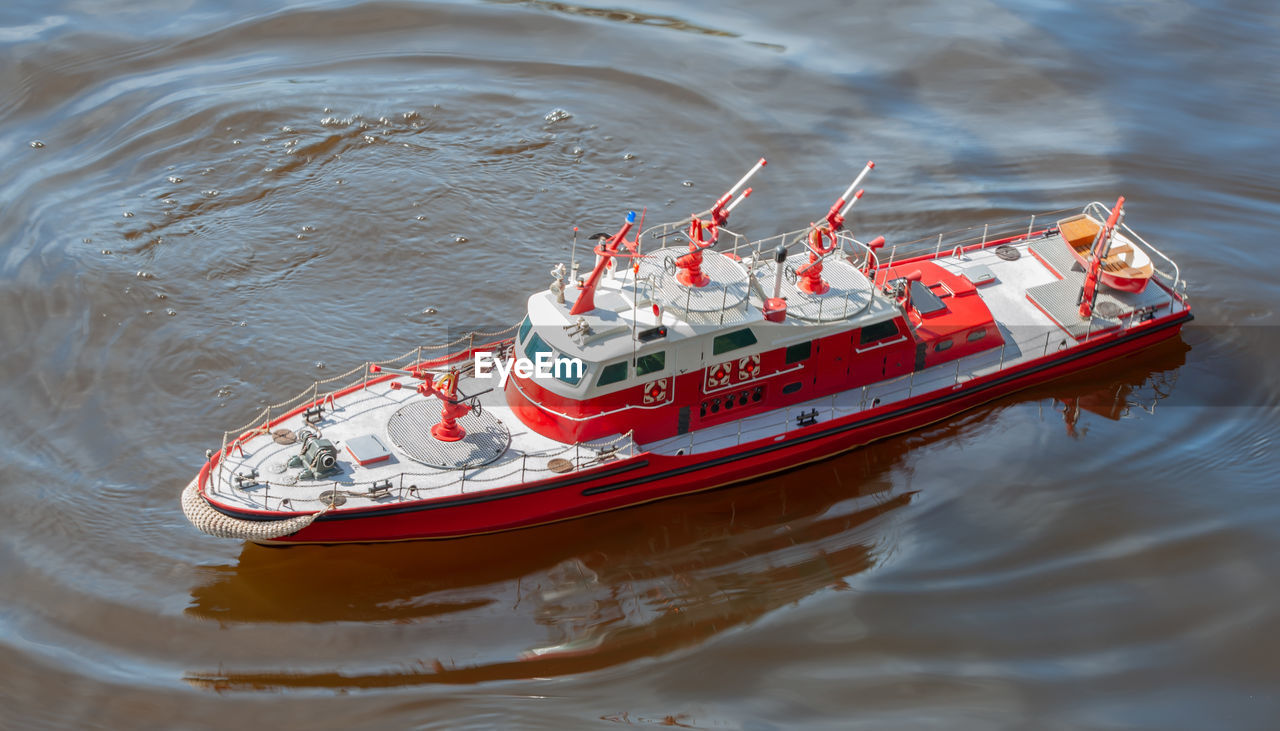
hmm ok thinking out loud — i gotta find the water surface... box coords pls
[2,0,1279,727]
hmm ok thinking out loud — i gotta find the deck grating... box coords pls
[1026,236,1170,339]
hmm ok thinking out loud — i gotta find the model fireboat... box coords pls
[182,159,1192,544]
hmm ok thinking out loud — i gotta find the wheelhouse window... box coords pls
[517,316,533,344]
[635,351,666,377]
[596,360,628,387]
[934,338,953,352]
[784,341,811,364]
[858,319,899,345]
[967,328,987,342]
[523,331,585,386]
[524,331,552,361]
[713,328,758,355]
[553,359,585,386]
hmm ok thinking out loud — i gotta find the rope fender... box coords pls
[180,479,330,541]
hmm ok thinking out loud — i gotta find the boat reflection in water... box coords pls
[183,342,1186,691]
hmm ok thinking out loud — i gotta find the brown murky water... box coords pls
[2,0,1279,727]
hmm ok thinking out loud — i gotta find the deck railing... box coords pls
[666,296,1188,458]
[208,323,646,511]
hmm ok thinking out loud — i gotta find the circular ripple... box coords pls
[386,400,511,469]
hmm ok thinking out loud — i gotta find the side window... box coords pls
[784,341,811,364]
[967,328,987,342]
[934,338,953,352]
[858,319,900,345]
[596,360,628,386]
[713,328,758,355]
[517,316,533,344]
[635,351,666,377]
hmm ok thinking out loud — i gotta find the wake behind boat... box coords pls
[181,159,1191,544]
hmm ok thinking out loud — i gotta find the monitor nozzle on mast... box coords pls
[677,157,767,287]
[796,161,876,295]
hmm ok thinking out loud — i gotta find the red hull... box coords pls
[216,309,1189,543]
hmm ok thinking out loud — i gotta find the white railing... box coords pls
[639,220,750,259]
[208,324,622,506]
[661,303,1187,459]
[1084,200,1182,291]
[220,429,640,514]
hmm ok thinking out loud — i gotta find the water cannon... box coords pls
[369,364,485,441]
[708,157,767,227]
[822,161,874,231]
[691,157,767,247]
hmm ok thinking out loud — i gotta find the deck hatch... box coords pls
[345,434,392,466]
[909,280,948,315]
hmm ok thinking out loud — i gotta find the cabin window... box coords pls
[782,381,803,395]
[553,359,585,386]
[858,319,899,345]
[967,328,987,342]
[713,328,758,355]
[934,338,953,352]
[517,316,533,344]
[784,341,812,364]
[596,360,628,387]
[635,351,666,377]
[525,331,553,361]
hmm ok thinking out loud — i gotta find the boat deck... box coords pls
[646,229,1185,457]
[207,378,638,513]
[1025,234,1170,338]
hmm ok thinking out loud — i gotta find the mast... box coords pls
[570,211,637,316]
[1078,196,1125,319]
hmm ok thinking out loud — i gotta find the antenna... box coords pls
[570,227,579,276]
